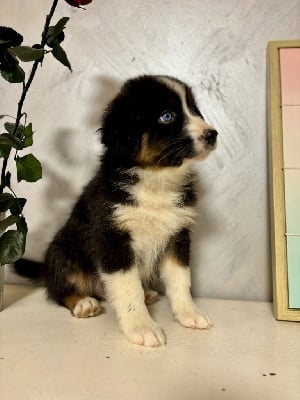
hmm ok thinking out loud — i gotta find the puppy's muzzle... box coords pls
[203,129,218,146]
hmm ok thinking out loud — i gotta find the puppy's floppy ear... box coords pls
[101,94,141,159]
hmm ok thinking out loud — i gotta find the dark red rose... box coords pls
[64,0,92,8]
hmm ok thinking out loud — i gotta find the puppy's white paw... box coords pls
[72,297,103,318]
[122,320,166,347]
[175,309,213,330]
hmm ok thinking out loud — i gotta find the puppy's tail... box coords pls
[13,258,43,283]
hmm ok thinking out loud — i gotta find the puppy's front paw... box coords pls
[175,309,213,330]
[122,320,166,347]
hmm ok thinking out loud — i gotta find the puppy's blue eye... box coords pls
[159,111,175,124]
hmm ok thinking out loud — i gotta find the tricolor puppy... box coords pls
[44,75,218,347]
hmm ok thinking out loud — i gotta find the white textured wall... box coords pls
[1,0,299,300]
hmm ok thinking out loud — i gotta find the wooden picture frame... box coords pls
[268,40,300,321]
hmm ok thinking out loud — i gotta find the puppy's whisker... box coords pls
[157,140,187,163]
[156,141,187,164]
[157,147,184,164]
[173,148,192,165]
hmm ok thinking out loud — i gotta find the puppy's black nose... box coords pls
[204,129,218,146]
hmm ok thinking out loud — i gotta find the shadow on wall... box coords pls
[25,75,123,260]
[83,75,122,129]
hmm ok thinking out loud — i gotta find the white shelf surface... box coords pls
[0,285,300,400]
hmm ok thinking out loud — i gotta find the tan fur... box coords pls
[67,269,93,296]
[63,294,87,311]
[135,133,157,165]
[144,290,159,305]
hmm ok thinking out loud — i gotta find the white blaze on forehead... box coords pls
[156,76,214,139]
[157,76,194,118]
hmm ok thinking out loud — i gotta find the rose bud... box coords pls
[64,0,92,8]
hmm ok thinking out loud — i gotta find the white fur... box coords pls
[114,165,197,282]
[102,268,166,347]
[72,297,102,318]
[161,257,213,329]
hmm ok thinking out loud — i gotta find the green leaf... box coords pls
[0,229,25,265]
[0,193,15,212]
[4,121,24,138]
[16,216,28,234]
[4,122,14,133]
[16,154,42,182]
[0,133,23,150]
[23,123,33,147]
[0,48,19,69]
[54,17,70,33]
[5,172,11,187]
[23,136,32,147]
[46,17,68,48]
[0,143,11,158]
[23,123,33,137]
[0,27,23,47]
[10,197,26,215]
[51,43,72,71]
[9,46,44,62]
[0,65,25,83]
[0,215,19,232]
[47,17,69,41]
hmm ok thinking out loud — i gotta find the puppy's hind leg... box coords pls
[64,294,103,318]
[144,289,159,305]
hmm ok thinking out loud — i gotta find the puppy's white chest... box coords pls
[113,177,196,278]
[116,190,192,237]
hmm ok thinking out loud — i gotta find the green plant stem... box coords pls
[0,0,59,193]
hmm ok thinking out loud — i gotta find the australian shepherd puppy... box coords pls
[44,75,218,347]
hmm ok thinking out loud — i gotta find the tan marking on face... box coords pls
[136,133,158,166]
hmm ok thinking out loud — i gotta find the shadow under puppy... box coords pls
[44,75,218,347]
